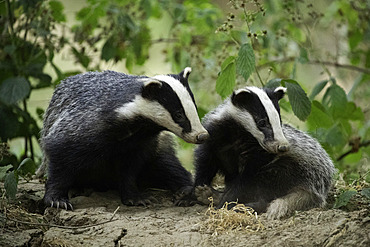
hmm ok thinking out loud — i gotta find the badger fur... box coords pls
[40,68,208,210]
[193,86,335,219]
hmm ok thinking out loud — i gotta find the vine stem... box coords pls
[242,5,264,87]
[1,206,121,230]
[257,57,370,75]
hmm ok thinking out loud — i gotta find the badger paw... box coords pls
[44,196,73,211]
[122,195,158,207]
[266,198,289,220]
[195,185,220,205]
[173,186,197,207]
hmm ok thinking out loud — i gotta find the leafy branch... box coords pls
[337,139,370,161]
[258,57,370,75]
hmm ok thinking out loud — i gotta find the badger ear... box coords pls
[231,88,253,107]
[274,87,287,101]
[142,78,162,88]
[179,67,192,80]
[141,78,162,98]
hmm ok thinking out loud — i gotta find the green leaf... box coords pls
[0,165,13,181]
[333,190,357,209]
[326,123,346,147]
[265,78,282,89]
[220,56,235,70]
[71,47,90,69]
[4,171,18,199]
[17,158,36,177]
[342,102,364,121]
[216,56,236,99]
[343,149,362,164]
[101,37,118,61]
[309,79,329,100]
[284,80,311,121]
[0,105,20,140]
[299,48,309,64]
[49,0,66,22]
[4,45,16,55]
[307,101,333,129]
[323,84,347,118]
[197,106,208,120]
[0,77,30,105]
[236,43,255,81]
[361,188,370,199]
[348,28,362,50]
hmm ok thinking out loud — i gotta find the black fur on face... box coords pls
[142,81,192,133]
[231,89,274,141]
[264,87,286,121]
[169,69,197,108]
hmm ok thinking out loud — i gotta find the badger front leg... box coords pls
[139,151,194,206]
[43,160,74,210]
[118,157,157,207]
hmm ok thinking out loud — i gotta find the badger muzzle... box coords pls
[182,129,209,144]
[263,139,290,154]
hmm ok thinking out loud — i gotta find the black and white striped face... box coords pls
[230,86,290,154]
[115,67,209,144]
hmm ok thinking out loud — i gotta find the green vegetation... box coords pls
[1,0,369,208]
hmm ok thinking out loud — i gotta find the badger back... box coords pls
[115,67,209,144]
[206,86,290,154]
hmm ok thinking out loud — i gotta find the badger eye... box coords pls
[257,119,267,128]
[174,111,185,121]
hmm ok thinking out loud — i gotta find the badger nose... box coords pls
[277,144,289,152]
[196,132,209,143]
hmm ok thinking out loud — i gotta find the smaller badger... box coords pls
[41,68,209,210]
[193,86,335,219]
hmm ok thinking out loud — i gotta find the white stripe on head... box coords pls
[246,87,288,146]
[115,95,184,136]
[153,74,206,138]
[116,75,207,143]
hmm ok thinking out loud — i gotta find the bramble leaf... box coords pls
[333,190,357,209]
[0,77,30,105]
[236,43,255,81]
[283,80,311,121]
[4,171,18,199]
[216,56,236,99]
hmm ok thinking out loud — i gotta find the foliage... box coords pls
[0,0,369,200]
[211,0,369,184]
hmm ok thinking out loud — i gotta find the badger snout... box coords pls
[182,130,209,144]
[196,132,210,144]
[262,140,290,154]
[277,144,289,153]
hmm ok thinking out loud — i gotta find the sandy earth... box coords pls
[0,180,369,247]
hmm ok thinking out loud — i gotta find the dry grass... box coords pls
[201,197,264,236]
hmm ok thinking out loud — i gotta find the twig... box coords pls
[257,57,370,74]
[1,206,121,230]
[337,140,370,161]
[242,5,264,87]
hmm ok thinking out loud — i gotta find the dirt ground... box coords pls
[0,179,369,247]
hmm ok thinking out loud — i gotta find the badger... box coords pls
[193,86,335,219]
[40,67,209,210]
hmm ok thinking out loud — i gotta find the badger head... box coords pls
[229,86,290,154]
[116,67,209,144]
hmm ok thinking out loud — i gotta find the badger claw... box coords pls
[122,195,157,207]
[45,196,73,211]
[173,186,197,207]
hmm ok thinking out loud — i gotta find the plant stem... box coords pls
[5,0,15,36]
[242,5,264,87]
[257,57,370,75]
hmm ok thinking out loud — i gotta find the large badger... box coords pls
[40,68,209,210]
[193,86,335,219]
